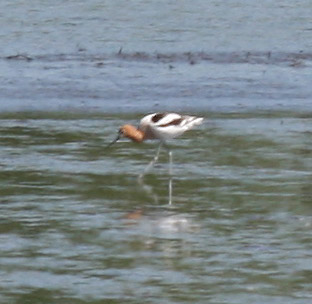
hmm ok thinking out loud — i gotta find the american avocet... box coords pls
[107,112,203,177]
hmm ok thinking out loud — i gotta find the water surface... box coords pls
[1,111,312,303]
[0,0,312,303]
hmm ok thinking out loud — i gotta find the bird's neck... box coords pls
[122,125,145,142]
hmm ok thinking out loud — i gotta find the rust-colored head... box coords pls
[106,124,144,148]
[119,124,144,142]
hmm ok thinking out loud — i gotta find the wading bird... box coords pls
[107,112,203,178]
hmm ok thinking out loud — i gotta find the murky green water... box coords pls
[1,111,311,303]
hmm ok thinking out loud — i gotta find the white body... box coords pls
[139,113,203,141]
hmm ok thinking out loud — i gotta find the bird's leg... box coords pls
[138,142,162,180]
[137,176,159,205]
[168,150,173,176]
[168,150,173,205]
[163,144,173,205]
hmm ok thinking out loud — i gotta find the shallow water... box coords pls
[1,0,312,302]
[2,50,312,114]
[1,111,312,303]
[1,0,312,55]
[1,0,312,113]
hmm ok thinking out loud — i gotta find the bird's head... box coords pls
[106,124,144,148]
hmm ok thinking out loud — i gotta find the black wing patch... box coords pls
[151,113,167,123]
[159,118,183,127]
